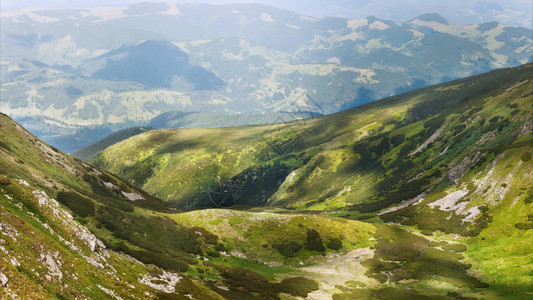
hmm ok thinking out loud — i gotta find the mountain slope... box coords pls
[1,4,532,153]
[92,63,533,297]
[0,113,374,299]
[93,63,532,209]
[0,113,226,298]
[83,40,225,90]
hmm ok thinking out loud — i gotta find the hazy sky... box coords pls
[1,0,532,27]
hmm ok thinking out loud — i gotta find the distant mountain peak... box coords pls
[411,13,449,24]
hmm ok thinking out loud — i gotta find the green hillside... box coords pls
[0,112,367,299]
[94,63,533,209]
[1,65,532,298]
[92,63,533,297]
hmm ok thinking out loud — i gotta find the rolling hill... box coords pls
[93,63,533,297]
[1,65,532,298]
[1,3,532,152]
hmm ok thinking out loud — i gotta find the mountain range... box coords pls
[1,2,532,152]
[1,62,531,299]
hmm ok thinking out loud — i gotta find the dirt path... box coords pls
[298,247,377,299]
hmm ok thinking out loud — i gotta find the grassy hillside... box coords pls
[92,63,533,298]
[0,113,377,299]
[73,110,319,161]
[72,126,153,161]
[94,63,532,210]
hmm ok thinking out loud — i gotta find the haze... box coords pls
[1,0,532,28]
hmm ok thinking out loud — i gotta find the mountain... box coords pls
[72,126,153,161]
[3,0,531,28]
[72,110,321,161]
[93,63,533,208]
[0,112,367,299]
[2,66,532,298]
[92,63,533,297]
[1,3,532,152]
[83,40,225,90]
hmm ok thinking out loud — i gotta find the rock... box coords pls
[0,272,8,286]
[448,152,482,184]
[40,252,63,281]
[79,232,106,252]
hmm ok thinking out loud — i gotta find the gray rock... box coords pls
[0,272,8,286]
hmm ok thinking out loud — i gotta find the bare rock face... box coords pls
[448,152,482,184]
[40,251,63,281]
[0,272,8,286]
[79,232,106,252]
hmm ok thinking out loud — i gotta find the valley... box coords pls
[1,2,532,299]
[1,3,532,152]
[0,63,531,299]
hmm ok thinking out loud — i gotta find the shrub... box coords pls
[304,229,325,252]
[514,222,533,230]
[0,177,11,185]
[277,277,319,297]
[205,250,221,257]
[390,134,405,147]
[57,191,95,217]
[273,241,302,257]
[521,152,532,162]
[327,238,343,250]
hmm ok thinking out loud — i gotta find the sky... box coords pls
[1,0,532,27]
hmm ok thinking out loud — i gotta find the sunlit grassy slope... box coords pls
[0,113,374,298]
[94,63,532,210]
[93,63,533,298]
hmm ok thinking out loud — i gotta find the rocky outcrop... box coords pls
[427,189,480,222]
[410,121,448,156]
[40,251,63,281]
[139,271,182,293]
[0,272,8,286]
[32,189,106,253]
[448,152,482,184]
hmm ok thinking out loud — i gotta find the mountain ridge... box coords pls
[2,2,531,152]
[1,64,532,298]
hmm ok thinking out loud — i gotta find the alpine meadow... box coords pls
[0,1,532,300]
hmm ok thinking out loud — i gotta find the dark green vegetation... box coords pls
[2,3,531,152]
[94,63,533,298]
